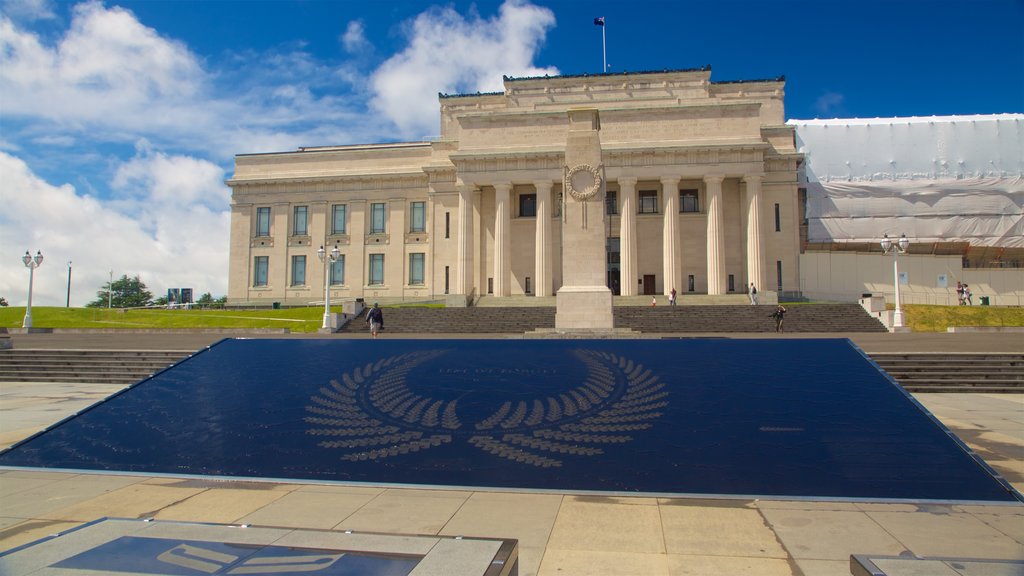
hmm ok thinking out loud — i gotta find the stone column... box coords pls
[493,181,512,297]
[534,180,553,297]
[456,183,474,296]
[705,175,726,295]
[744,174,765,292]
[618,177,638,296]
[661,176,681,296]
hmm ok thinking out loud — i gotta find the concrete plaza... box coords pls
[0,332,1021,575]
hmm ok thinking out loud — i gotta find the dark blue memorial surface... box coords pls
[0,338,1018,502]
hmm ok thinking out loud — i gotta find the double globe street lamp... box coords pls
[317,244,341,331]
[881,233,910,329]
[21,250,44,328]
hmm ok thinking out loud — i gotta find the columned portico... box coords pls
[705,175,726,295]
[744,174,766,291]
[534,180,553,297]
[661,176,681,296]
[493,182,512,297]
[618,177,638,297]
[226,69,802,307]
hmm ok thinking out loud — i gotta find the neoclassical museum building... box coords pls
[226,67,803,306]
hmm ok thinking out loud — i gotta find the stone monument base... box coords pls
[555,285,614,330]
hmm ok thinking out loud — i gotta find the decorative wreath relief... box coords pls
[305,349,668,468]
[565,164,603,201]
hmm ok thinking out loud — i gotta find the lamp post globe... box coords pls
[22,250,44,328]
[881,233,910,329]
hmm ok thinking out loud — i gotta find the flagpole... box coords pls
[602,21,607,72]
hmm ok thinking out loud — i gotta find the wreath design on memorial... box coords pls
[565,164,603,201]
[305,349,667,468]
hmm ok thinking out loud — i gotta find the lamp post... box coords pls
[317,244,341,331]
[66,261,72,308]
[881,233,910,328]
[21,250,44,328]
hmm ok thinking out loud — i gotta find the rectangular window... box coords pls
[256,207,271,237]
[775,203,781,232]
[680,190,699,213]
[371,203,386,234]
[369,254,385,285]
[728,274,735,293]
[639,190,658,214]
[605,190,618,215]
[554,191,562,217]
[331,204,347,235]
[293,206,308,236]
[688,274,695,292]
[330,255,345,285]
[519,194,537,217]
[254,256,268,287]
[445,212,451,239]
[525,276,532,294]
[409,253,425,285]
[410,202,426,232]
[444,266,450,294]
[776,260,784,292]
[291,255,306,286]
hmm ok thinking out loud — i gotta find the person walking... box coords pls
[749,283,758,305]
[669,288,677,306]
[771,304,787,333]
[365,302,384,338]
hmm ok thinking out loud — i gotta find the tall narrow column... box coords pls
[705,175,726,295]
[744,174,765,292]
[618,177,638,296]
[661,176,681,296]
[456,183,474,296]
[534,180,553,297]
[493,182,512,297]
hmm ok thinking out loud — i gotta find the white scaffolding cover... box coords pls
[788,114,1024,248]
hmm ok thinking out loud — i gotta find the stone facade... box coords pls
[226,67,803,306]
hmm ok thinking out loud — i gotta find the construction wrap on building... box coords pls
[789,114,1024,248]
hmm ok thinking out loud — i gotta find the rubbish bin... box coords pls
[980,296,990,306]
[272,302,281,309]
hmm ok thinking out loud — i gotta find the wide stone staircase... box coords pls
[871,353,1024,393]
[0,349,192,385]
[338,303,888,334]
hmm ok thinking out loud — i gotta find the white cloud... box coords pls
[815,91,846,117]
[0,0,56,22]
[0,152,230,307]
[341,20,371,54]
[370,0,558,138]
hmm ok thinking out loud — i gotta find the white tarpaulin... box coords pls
[789,115,1023,248]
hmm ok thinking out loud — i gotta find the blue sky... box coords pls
[1,0,1021,307]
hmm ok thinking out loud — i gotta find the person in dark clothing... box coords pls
[366,303,384,338]
[771,304,787,333]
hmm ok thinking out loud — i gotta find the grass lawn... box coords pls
[0,306,330,333]
[0,303,1020,333]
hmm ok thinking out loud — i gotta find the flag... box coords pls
[594,16,604,26]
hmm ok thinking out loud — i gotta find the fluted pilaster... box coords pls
[661,176,681,296]
[456,183,475,295]
[534,180,553,297]
[493,182,512,297]
[618,177,638,296]
[744,174,765,292]
[705,175,726,295]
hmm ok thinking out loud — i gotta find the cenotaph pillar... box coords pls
[556,109,614,330]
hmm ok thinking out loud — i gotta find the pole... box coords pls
[66,261,72,308]
[602,22,607,72]
[892,252,904,328]
[23,265,35,328]
[322,258,332,330]
[108,270,113,308]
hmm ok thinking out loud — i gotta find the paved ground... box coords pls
[1,331,1022,576]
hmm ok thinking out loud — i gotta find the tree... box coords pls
[87,275,154,308]
[0,296,7,307]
